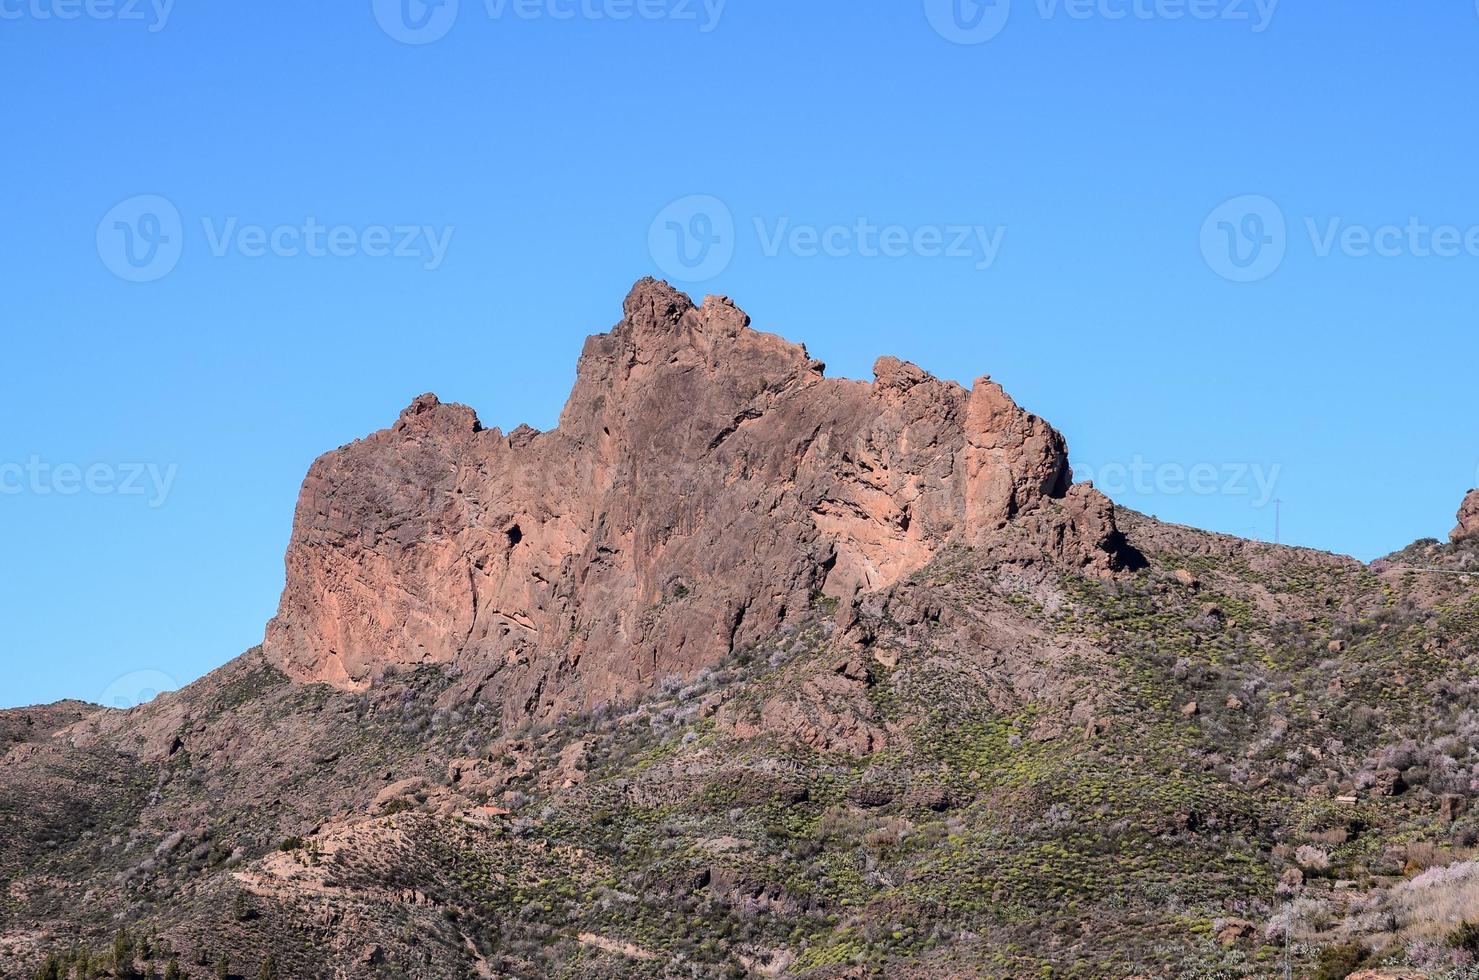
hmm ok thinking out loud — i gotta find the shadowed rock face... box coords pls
[1453,489,1479,542]
[264,279,1133,720]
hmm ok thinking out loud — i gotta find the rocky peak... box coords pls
[1453,489,1479,542]
[395,392,481,437]
[263,280,1135,720]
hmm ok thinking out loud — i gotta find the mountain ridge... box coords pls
[4,282,1479,980]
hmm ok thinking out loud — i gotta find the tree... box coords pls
[258,954,278,980]
[164,959,183,980]
[112,930,135,978]
[215,953,231,980]
[33,954,62,980]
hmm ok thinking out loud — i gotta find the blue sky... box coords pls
[3,1,1477,708]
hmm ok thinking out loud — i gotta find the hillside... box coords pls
[4,283,1478,980]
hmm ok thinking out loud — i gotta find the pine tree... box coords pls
[112,930,135,978]
[216,953,231,980]
[258,954,278,980]
[33,953,62,980]
[163,958,183,980]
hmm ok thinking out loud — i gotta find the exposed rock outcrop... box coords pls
[263,279,1133,719]
[1452,489,1479,542]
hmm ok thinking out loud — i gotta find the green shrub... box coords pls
[1450,920,1479,952]
[1312,942,1368,980]
[112,929,136,978]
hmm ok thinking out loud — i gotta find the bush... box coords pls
[1312,941,1368,980]
[1451,920,1479,952]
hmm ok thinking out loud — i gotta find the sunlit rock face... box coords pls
[264,279,1132,720]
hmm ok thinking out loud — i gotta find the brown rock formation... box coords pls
[1452,489,1479,542]
[264,279,1133,720]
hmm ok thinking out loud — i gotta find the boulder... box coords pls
[1453,489,1479,542]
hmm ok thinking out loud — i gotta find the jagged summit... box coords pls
[263,279,1133,718]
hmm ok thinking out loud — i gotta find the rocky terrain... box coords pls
[4,281,1479,980]
[264,280,1129,716]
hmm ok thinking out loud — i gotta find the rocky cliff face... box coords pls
[264,279,1133,720]
[1453,489,1479,542]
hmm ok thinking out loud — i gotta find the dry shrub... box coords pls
[1389,861,1479,943]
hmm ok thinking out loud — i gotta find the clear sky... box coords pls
[3,1,1477,709]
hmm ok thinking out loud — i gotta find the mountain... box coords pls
[263,279,1131,714]
[3,282,1478,980]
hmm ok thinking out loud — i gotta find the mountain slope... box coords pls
[4,284,1478,980]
